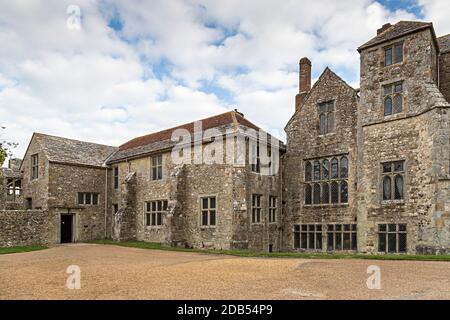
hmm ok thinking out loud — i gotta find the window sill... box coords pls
[304,203,349,208]
[251,223,264,226]
[318,132,336,138]
[381,200,405,206]
[384,61,404,68]
[200,226,216,230]
[145,226,164,229]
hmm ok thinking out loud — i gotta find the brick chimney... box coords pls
[299,57,311,94]
[296,57,312,112]
[377,23,392,35]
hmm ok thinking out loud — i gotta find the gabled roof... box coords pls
[28,133,117,168]
[285,67,356,131]
[358,21,433,52]
[107,110,267,164]
[438,34,450,54]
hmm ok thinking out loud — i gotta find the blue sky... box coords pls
[0,0,449,160]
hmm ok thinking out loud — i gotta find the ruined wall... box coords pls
[48,163,109,242]
[440,52,450,103]
[0,170,5,210]
[283,69,358,252]
[0,210,57,247]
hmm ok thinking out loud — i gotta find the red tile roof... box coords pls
[118,110,260,151]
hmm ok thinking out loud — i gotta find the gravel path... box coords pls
[0,244,449,300]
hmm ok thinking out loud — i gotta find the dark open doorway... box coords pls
[61,214,73,243]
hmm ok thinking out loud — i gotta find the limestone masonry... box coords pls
[1,21,449,254]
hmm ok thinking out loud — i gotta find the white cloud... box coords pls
[0,0,440,163]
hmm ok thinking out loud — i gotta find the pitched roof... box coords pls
[438,34,450,54]
[33,133,117,167]
[358,21,433,52]
[107,110,265,163]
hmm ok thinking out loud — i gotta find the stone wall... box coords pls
[440,52,450,103]
[283,68,358,252]
[358,27,450,254]
[48,162,109,242]
[0,210,56,247]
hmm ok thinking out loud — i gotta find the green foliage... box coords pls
[92,240,450,262]
[0,246,48,255]
[0,126,18,166]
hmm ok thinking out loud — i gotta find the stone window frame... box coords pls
[112,203,118,214]
[113,166,119,190]
[293,224,322,251]
[384,41,404,67]
[251,194,263,224]
[144,199,168,228]
[326,224,357,251]
[6,178,22,200]
[304,154,349,207]
[200,195,217,228]
[377,223,407,254]
[268,195,277,224]
[379,159,406,205]
[317,100,336,136]
[77,192,99,206]
[383,81,404,117]
[31,153,39,180]
[151,154,163,181]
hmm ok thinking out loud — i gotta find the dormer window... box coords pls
[318,101,335,135]
[384,42,403,66]
[383,82,403,116]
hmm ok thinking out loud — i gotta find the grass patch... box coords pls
[91,240,450,262]
[0,245,48,255]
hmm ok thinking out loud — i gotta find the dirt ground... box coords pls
[0,243,449,300]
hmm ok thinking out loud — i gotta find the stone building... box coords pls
[18,133,116,243]
[1,20,449,254]
[107,111,284,251]
[284,21,450,254]
[0,158,23,210]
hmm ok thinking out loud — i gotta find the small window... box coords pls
[304,184,312,205]
[201,196,216,226]
[269,196,277,223]
[378,223,407,253]
[31,154,39,180]
[331,182,339,204]
[145,200,168,226]
[151,155,163,180]
[322,183,330,204]
[251,194,262,223]
[294,224,322,250]
[313,183,321,205]
[340,156,348,178]
[385,42,403,66]
[381,161,405,201]
[78,192,100,206]
[251,142,261,173]
[383,82,403,116]
[113,167,119,189]
[113,204,119,214]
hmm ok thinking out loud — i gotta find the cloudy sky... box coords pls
[0,0,449,161]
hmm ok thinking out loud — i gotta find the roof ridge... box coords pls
[34,132,116,148]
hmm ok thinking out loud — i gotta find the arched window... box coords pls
[305,184,312,205]
[331,158,339,179]
[305,162,312,182]
[322,159,330,180]
[313,160,321,181]
[340,181,348,203]
[383,176,391,201]
[313,184,321,205]
[331,182,339,204]
[340,156,348,178]
[393,95,403,114]
[322,183,330,204]
[394,175,404,200]
[384,97,392,116]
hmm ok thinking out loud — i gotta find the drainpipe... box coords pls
[104,167,108,239]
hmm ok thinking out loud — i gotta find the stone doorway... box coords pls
[60,214,74,243]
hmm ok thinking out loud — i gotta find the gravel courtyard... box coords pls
[0,244,449,300]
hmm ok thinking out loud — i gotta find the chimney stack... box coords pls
[295,57,312,112]
[377,23,392,35]
[299,57,312,94]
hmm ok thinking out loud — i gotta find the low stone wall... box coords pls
[0,210,54,247]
